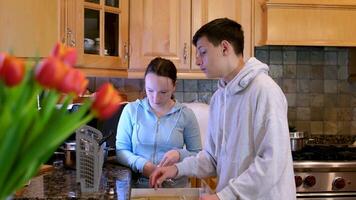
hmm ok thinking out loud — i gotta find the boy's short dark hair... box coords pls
[193,18,244,56]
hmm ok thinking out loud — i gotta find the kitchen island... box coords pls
[14,159,131,200]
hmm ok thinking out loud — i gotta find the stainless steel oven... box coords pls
[293,145,356,199]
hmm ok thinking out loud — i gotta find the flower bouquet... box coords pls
[0,43,124,199]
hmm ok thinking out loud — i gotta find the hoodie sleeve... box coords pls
[217,83,292,200]
[116,104,148,173]
[176,97,219,179]
[177,108,202,160]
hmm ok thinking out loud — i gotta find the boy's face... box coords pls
[195,36,224,79]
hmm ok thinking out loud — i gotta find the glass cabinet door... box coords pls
[105,0,119,7]
[84,8,100,55]
[104,12,118,57]
[79,0,128,71]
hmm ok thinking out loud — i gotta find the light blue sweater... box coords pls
[116,98,202,175]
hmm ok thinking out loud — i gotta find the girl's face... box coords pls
[145,73,176,109]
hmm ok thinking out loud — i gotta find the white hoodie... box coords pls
[176,57,296,200]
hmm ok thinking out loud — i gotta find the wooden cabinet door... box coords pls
[192,0,253,67]
[129,0,191,77]
[74,0,129,76]
[255,0,356,46]
[0,0,62,57]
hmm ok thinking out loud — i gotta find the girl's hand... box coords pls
[143,161,157,177]
[158,150,180,167]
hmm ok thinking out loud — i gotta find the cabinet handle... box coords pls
[183,42,188,64]
[124,42,129,62]
[67,28,76,47]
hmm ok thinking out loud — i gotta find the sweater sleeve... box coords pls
[177,108,202,161]
[115,104,148,173]
[176,105,218,179]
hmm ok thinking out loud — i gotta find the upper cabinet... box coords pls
[192,0,253,65]
[255,0,356,46]
[129,0,192,78]
[74,0,129,77]
[129,0,253,79]
[0,0,129,77]
[0,0,63,57]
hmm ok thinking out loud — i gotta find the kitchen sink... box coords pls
[131,188,203,200]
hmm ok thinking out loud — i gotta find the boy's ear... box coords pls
[221,40,230,55]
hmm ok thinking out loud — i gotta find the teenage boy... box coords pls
[149,18,296,200]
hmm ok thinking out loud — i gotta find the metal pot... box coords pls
[290,132,305,152]
[63,142,76,169]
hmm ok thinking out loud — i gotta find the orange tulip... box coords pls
[57,68,88,96]
[35,57,69,89]
[51,42,77,66]
[0,54,25,87]
[91,83,123,120]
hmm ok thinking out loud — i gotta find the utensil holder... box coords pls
[75,125,105,193]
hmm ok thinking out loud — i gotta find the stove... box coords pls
[293,145,356,199]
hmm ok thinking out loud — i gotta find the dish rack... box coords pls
[75,125,105,193]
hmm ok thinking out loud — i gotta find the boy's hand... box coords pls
[149,165,178,189]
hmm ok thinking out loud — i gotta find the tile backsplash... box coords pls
[257,46,356,136]
[89,46,356,136]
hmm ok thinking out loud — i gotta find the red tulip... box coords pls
[35,57,69,89]
[91,83,124,120]
[0,54,25,87]
[57,68,88,96]
[51,42,77,66]
[0,53,5,67]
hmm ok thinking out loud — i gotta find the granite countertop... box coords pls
[14,160,132,200]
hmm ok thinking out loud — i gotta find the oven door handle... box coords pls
[297,192,356,198]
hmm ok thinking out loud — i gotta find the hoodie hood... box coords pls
[217,57,269,153]
[218,57,269,95]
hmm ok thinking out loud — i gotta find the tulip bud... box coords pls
[51,42,77,66]
[35,57,69,89]
[0,54,25,87]
[57,68,88,96]
[91,83,124,120]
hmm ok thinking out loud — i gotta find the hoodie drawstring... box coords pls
[222,87,228,154]
[165,108,183,143]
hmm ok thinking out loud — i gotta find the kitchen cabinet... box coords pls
[255,0,356,46]
[0,0,129,77]
[0,0,64,58]
[74,0,129,77]
[192,0,254,66]
[129,0,253,79]
[129,0,192,78]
